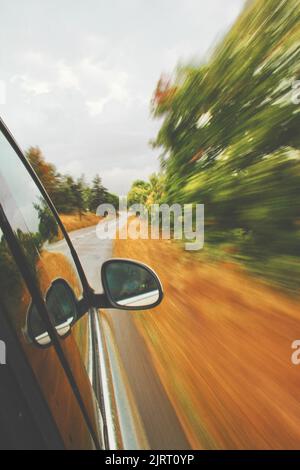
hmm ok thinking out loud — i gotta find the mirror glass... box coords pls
[103,260,161,309]
[28,280,77,346]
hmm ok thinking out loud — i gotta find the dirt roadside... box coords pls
[114,234,300,449]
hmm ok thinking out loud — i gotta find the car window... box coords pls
[0,129,102,448]
[0,226,94,449]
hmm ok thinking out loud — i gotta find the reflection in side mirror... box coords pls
[27,279,78,347]
[101,258,163,310]
[27,304,51,346]
[46,280,77,337]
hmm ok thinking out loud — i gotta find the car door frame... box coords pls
[0,302,64,449]
[0,117,94,300]
[0,117,106,449]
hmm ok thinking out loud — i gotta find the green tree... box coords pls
[151,0,300,291]
[127,180,151,206]
[105,192,119,210]
[89,174,108,212]
[70,176,85,219]
[26,147,115,217]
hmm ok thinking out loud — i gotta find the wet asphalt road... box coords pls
[51,217,190,449]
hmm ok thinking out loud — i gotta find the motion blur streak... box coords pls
[115,233,300,449]
[148,0,300,294]
[120,0,300,449]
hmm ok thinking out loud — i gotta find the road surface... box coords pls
[50,216,190,449]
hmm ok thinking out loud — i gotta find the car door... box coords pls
[0,120,104,449]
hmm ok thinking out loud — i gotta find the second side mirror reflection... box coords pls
[27,279,77,347]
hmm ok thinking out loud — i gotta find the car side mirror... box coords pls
[101,258,163,310]
[26,260,163,348]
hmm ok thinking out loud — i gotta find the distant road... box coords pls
[50,216,190,449]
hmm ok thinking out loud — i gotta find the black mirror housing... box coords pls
[27,279,78,347]
[101,258,163,311]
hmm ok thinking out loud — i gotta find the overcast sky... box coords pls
[0,0,245,194]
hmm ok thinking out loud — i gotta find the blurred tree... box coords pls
[105,192,119,210]
[148,173,165,204]
[127,174,166,212]
[26,146,58,199]
[52,174,77,213]
[70,176,85,219]
[26,147,114,216]
[128,180,151,206]
[151,0,300,291]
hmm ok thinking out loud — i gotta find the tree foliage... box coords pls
[127,174,165,208]
[26,147,117,215]
[88,175,108,213]
[151,0,300,291]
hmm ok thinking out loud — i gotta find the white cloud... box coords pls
[86,97,111,116]
[56,61,81,91]
[58,159,85,176]
[0,0,245,194]
[11,74,51,96]
[101,165,158,194]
